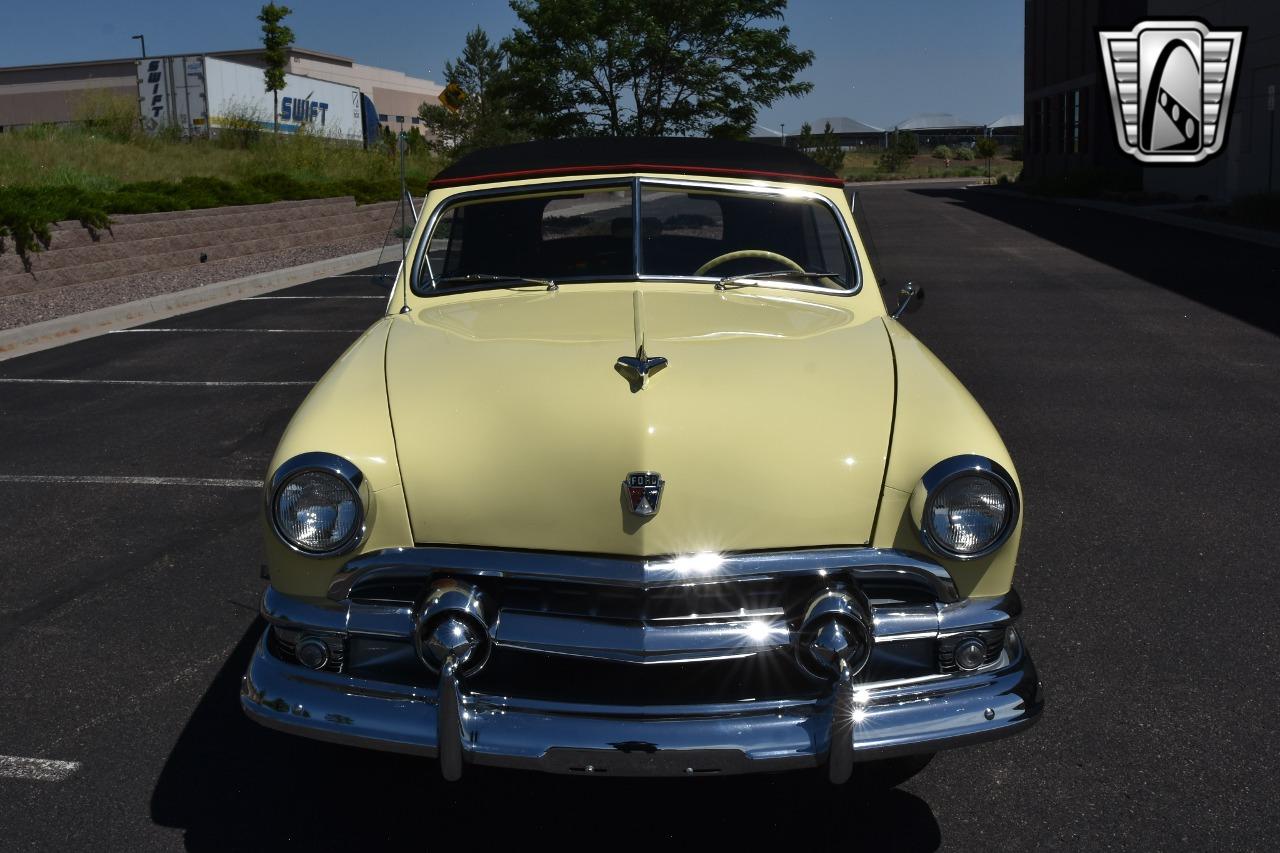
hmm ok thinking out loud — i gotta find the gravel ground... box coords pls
[0,230,402,331]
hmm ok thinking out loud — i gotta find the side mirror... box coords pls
[891,282,924,319]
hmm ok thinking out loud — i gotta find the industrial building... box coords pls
[806,116,886,147]
[986,113,1024,147]
[752,113,1024,150]
[1024,0,1275,200]
[0,47,441,135]
[751,116,882,147]
[892,113,988,148]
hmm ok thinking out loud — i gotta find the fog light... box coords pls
[954,637,987,671]
[295,636,330,670]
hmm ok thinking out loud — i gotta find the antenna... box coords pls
[398,131,413,314]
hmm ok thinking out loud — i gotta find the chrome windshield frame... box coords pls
[409,176,863,298]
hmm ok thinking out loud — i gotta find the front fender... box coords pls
[873,319,1023,598]
[263,317,414,598]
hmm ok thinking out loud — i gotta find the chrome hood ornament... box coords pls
[615,346,668,392]
[623,472,664,517]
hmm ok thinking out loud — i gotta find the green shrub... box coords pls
[73,91,140,142]
[0,186,110,271]
[975,138,999,161]
[214,100,266,149]
[878,131,918,172]
[932,145,955,160]
[878,149,904,172]
[954,146,974,161]
[14,123,59,141]
[0,122,444,269]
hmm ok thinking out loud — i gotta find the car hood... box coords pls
[385,286,895,556]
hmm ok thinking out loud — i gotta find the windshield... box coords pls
[419,180,857,293]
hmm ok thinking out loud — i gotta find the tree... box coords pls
[878,131,917,172]
[794,121,814,151]
[502,0,814,138]
[258,3,294,135]
[418,27,520,155]
[809,122,845,173]
[894,129,919,156]
[975,136,999,181]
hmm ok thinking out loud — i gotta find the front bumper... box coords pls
[242,629,1041,776]
[240,546,1043,778]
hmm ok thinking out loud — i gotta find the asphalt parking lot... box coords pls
[1,183,1277,850]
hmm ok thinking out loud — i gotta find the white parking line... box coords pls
[109,328,367,333]
[0,755,81,782]
[0,474,262,488]
[244,295,384,300]
[0,378,312,387]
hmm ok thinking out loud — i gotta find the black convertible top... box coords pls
[428,137,843,189]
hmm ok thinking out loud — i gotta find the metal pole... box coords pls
[780,123,786,146]
[132,35,146,58]
[399,132,408,261]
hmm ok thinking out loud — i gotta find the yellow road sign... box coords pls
[438,82,467,114]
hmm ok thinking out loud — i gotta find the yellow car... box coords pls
[241,138,1042,785]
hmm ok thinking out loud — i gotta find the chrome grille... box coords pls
[487,575,820,623]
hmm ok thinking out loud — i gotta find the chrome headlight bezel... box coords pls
[915,455,1019,561]
[267,452,370,558]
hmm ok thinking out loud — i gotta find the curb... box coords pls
[0,248,392,362]
[977,187,1280,250]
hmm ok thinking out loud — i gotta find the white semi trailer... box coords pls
[136,56,376,143]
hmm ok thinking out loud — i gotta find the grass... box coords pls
[0,124,441,190]
[838,150,1022,183]
[0,122,444,270]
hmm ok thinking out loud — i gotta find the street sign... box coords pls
[439,82,467,114]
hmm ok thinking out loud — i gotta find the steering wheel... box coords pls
[695,249,805,277]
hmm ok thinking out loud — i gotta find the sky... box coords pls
[0,0,1024,131]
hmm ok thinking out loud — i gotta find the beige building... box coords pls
[0,47,441,134]
[0,57,137,130]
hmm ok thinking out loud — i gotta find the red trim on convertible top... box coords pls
[427,162,847,188]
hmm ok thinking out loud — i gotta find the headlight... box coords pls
[268,452,368,557]
[916,455,1018,560]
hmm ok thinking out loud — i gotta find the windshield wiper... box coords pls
[435,272,558,291]
[714,270,840,291]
